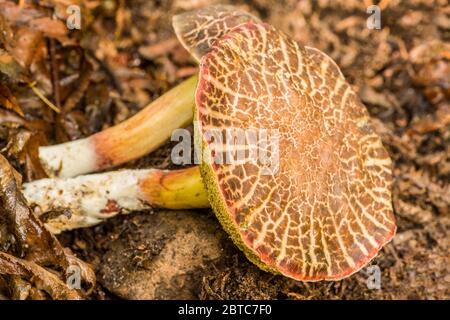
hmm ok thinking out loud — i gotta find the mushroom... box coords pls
[39,5,259,178]
[23,6,396,281]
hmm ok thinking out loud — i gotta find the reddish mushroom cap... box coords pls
[195,21,396,281]
[173,5,260,62]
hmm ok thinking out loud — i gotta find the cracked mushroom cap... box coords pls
[174,7,396,281]
[173,5,260,62]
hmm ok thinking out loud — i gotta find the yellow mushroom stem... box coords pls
[139,166,208,209]
[22,166,209,234]
[39,75,198,178]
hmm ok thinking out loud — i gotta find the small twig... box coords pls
[138,37,179,60]
[48,38,61,111]
[62,53,93,113]
[115,0,126,39]
[28,81,61,113]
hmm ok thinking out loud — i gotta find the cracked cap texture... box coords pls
[196,22,396,281]
[173,4,260,62]
[175,6,396,281]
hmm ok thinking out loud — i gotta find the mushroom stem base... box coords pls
[23,166,208,234]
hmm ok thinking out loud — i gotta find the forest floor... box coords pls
[0,0,448,299]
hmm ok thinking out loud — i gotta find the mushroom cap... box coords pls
[195,22,396,281]
[172,5,260,62]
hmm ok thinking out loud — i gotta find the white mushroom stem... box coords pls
[39,75,198,178]
[22,166,209,234]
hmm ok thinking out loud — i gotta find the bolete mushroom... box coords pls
[24,5,396,281]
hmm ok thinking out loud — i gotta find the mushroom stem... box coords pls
[23,166,209,234]
[39,75,198,178]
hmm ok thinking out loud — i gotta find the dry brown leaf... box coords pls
[0,11,13,46]
[138,38,179,60]
[0,153,68,265]
[407,103,450,135]
[0,154,95,299]
[0,49,29,83]
[0,0,75,46]
[7,28,45,70]
[4,129,48,180]
[29,17,76,46]
[0,252,82,300]
[0,82,24,116]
